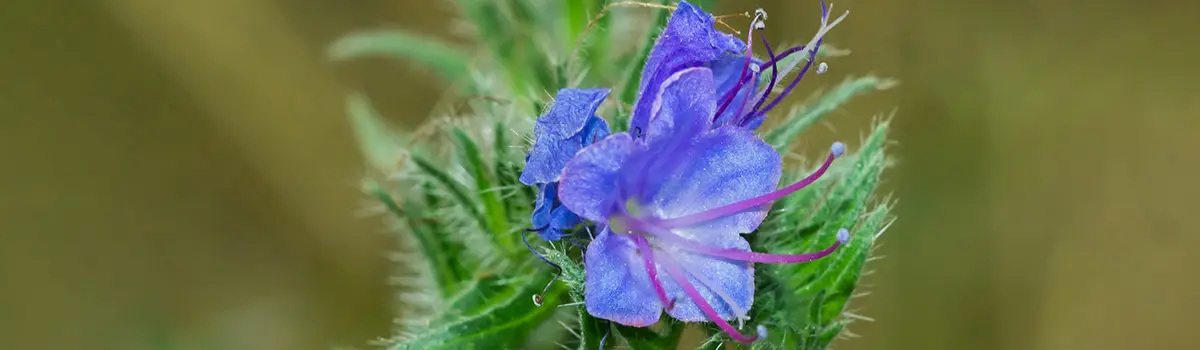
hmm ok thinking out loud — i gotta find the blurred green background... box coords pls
[2,0,1197,349]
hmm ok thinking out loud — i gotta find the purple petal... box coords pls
[531,183,553,228]
[549,204,580,230]
[520,133,580,185]
[581,113,611,147]
[646,66,716,145]
[520,89,611,185]
[537,88,610,140]
[629,0,746,138]
[650,126,781,237]
[530,183,578,241]
[657,238,754,322]
[585,227,663,326]
[558,133,640,222]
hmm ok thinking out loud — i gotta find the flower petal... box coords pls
[585,227,663,326]
[646,66,717,145]
[558,133,639,222]
[628,0,746,138]
[520,89,611,185]
[549,204,580,231]
[520,133,580,185]
[530,183,577,241]
[537,88,610,140]
[657,239,754,322]
[650,126,781,237]
[531,183,552,228]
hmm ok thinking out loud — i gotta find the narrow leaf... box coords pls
[617,0,670,109]
[390,277,567,350]
[615,320,684,350]
[451,129,512,252]
[329,30,469,82]
[346,92,403,172]
[411,155,488,231]
[765,76,896,152]
[365,180,463,297]
[578,307,614,350]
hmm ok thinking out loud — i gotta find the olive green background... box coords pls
[2,0,1196,349]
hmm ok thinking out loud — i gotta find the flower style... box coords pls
[559,65,850,342]
[521,88,612,240]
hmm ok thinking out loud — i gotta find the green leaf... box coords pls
[411,155,488,231]
[563,0,590,49]
[366,180,464,298]
[764,76,896,152]
[578,308,614,350]
[451,129,513,252]
[328,30,469,82]
[756,44,852,93]
[615,320,684,350]
[390,275,568,350]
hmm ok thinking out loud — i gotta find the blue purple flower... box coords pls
[520,0,853,343]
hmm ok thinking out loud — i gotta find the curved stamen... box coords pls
[659,142,845,229]
[658,254,760,343]
[631,234,675,311]
[712,11,764,122]
[522,227,562,306]
[747,31,780,121]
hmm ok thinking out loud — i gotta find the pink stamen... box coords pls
[631,234,675,311]
[658,142,845,229]
[658,255,759,343]
[626,217,848,264]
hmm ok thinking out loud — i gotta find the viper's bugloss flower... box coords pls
[521,88,612,240]
[541,1,852,343]
[518,0,852,343]
[558,65,850,343]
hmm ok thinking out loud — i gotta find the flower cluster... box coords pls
[519,0,851,344]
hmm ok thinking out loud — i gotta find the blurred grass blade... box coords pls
[617,0,670,110]
[764,76,896,151]
[329,30,470,82]
[346,92,403,172]
[756,44,851,91]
